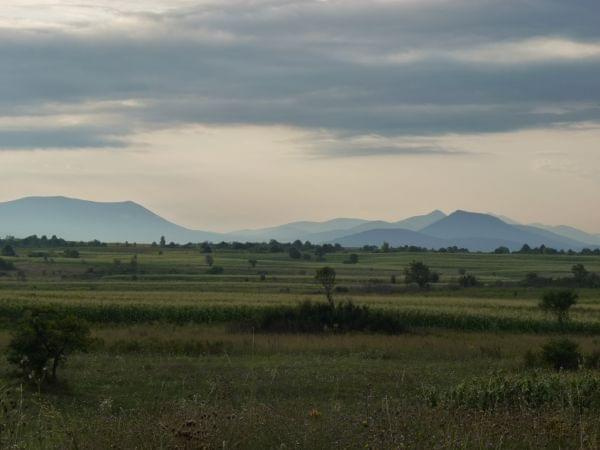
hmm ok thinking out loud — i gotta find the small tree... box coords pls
[458,273,478,288]
[404,261,438,289]
[248,258,258,268]
[205,254,214,267]
[346,253,359,264]
[539,290,578,325]
[572,264,587,282]
[380,242,390,253]
[0,258,15,271]
[159,236,166,248]
[1,244,16,257]
[315,267,336,307]
[201,242,212,253]
[7,310,91,384]
[288,247,302,259]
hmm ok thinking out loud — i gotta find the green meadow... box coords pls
[0,244,599,448]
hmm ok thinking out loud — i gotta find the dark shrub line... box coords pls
[0,301,599,333]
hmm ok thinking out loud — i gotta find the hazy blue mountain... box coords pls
[333,211,590,251]
[228,218,369,242]
[529,223,600,246]
[1,197,595,249]
[0,196,223,243]
[487,213,521,225]
[333,228,447,248]
[231,210,446,243]
[420,211,586,250]
[396,209,446,230]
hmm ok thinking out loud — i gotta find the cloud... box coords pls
[1,0,600,152]
[0,126,129,150]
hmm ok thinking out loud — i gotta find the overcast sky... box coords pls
[1,0,599,232]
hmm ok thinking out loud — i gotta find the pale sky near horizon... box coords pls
[1,1,599,233]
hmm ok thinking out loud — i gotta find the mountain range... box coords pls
[0,196,598,251]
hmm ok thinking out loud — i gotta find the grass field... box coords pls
[0,244,599,448]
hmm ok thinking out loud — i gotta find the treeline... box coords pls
[496,244,600,256]
[157,238,345,258]
[0,235,106,248]
[2,234,599,256]
[522,264,600,288]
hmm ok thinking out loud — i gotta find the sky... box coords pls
[1,0,599,233]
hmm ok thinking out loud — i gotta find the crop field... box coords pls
[0,244,599,448]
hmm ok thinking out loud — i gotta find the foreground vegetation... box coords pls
[0,241,599,448]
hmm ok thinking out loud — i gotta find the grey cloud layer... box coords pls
[1,0,600,155]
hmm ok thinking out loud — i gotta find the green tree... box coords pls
[0,258,15,271]
[572,264,588,284]
[539,290,578,325]
[315,267,336,307]
[248,258,258,268]
[159,236,166,248]
[205,254,214,267]
[288,247,302,259]
[1,244,16,257]
[381,242,390,253]
[345,253,359,264]
[404,261,438,288]
[7,310,91,383]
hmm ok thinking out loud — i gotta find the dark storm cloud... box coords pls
[1,0,600,152]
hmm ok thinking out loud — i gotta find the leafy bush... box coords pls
[539,290,578,325]
[288,247,301,259]
[62,249,80,258]
[206,266,224,274]
[7,310,91,384]
[1,244,16,257]
[541,338,581,371]
[404,261,439,288]
[0,258,15,271]
[251,301,405,334]
[343,254,359,264]
[458,274,479,288]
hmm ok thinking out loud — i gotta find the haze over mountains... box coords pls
[0,196,598,251]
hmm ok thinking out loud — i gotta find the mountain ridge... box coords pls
[0,196,596,250]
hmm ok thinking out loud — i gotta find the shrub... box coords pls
[206,266,224,275]
[539,290,578,325]
[404,261,439,288]
[522,272,553,287]
[252,300,405,334]
[288,247,301,259]
[541,338,581,371]
[458,273,479,288]
[62,249,80,258]
[344,254,359,264]
[7,310,91,384]
[1,244,16,257]
[0,258,15,271]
